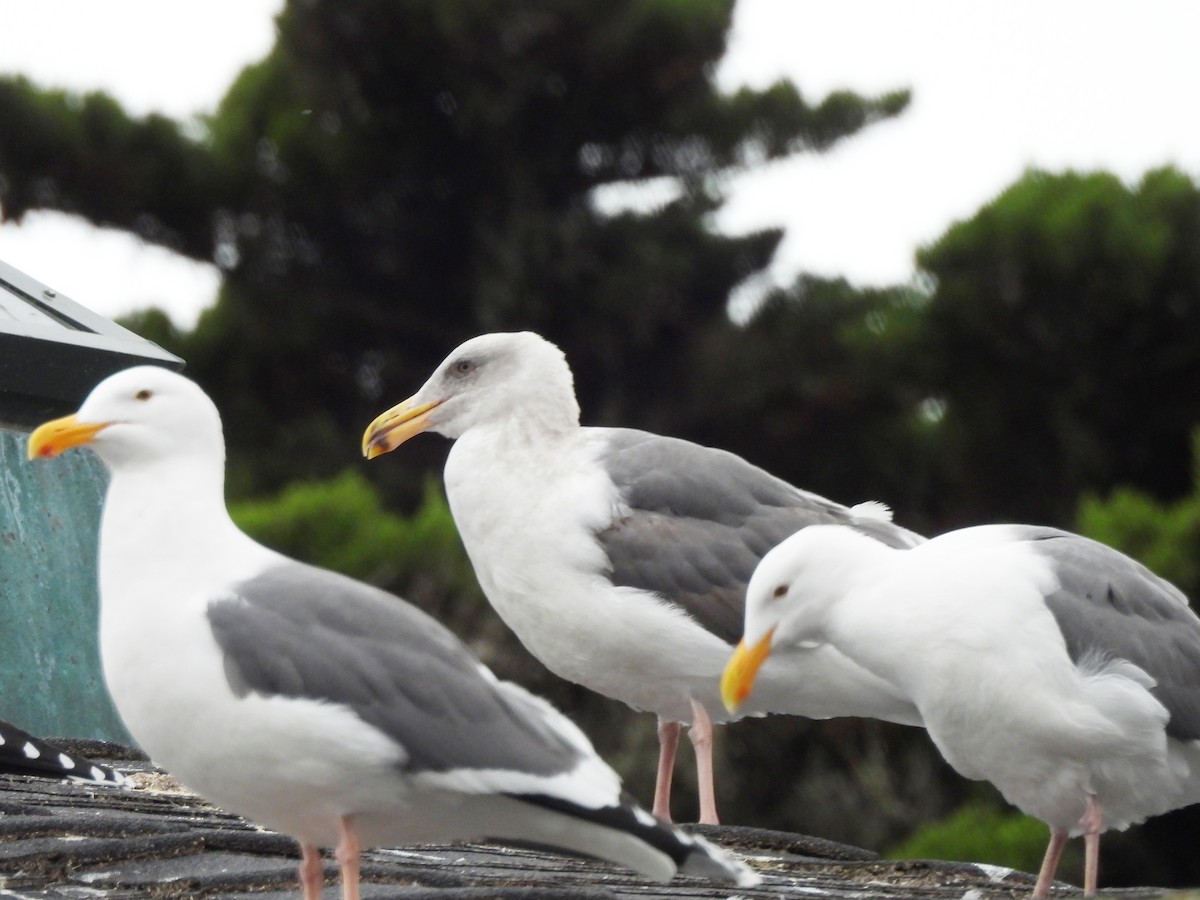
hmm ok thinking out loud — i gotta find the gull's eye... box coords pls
[135,389,154,402]
[450,358,476,377]
[771,584,788,600]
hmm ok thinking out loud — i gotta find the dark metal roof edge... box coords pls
[0,318,182,366]
[0,257,184,366]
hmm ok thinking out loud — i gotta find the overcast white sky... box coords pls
[1,0,1197,328]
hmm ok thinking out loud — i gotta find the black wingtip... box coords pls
[509,792,759,886]
[0,721,128,785]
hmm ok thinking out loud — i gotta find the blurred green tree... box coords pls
[0,0,908,501]
[917,167,1200,528]
[685,275,939,535]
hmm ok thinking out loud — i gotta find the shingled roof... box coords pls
[0,739,1171,899]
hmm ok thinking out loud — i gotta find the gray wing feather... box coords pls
[1027,527,1200,741]
[594,429,924,644]
[207,562,582,776]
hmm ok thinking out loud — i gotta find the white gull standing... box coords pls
[723,523,1200,898]
[362,331,925,824]
[27,366,758,900]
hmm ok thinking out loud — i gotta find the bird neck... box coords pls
[514,404,578,443]
[457,402,579,460]
[97,459,252,596]
[805,539,902,656]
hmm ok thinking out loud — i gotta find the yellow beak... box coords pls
[27,414,109,460]
[720,629,775,714]
[361,396,443,459]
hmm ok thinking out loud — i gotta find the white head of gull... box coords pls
[28,366,759,900]
[723,522,1200,898]
[363,331,925,824]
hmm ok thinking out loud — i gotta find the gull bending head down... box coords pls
[724,523,1200,898]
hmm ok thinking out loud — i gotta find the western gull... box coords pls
[361,330,925,824]
[723,523,1200,898]
[27,366,758,900]
[0,718,127,784]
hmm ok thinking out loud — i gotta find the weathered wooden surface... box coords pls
[0,741,1181,900]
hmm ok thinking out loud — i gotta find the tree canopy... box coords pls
[0,0,908,499]
[918,167,1200,526]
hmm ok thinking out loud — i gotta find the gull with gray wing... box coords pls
[724,523,1200,898]
[363,331,925,824]
[27,366,758,900]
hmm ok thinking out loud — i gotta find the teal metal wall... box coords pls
[0,427,131,742]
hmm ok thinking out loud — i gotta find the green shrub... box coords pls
[1076,430,1200,599]
[1078,489,1200,596]
[229,469,484,618]
[887,799,1070,877]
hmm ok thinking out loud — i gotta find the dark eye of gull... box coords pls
[135,389,153,401]
[450,358,476,377]
[771,584,788,599]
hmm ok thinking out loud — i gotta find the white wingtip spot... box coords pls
[67,765,129,786]
[849,500,893,522]
[971,864,1017,883]
[22,741,41,760]
[57,753,76,770]
[737,864,764,888]
[632,806,659,829]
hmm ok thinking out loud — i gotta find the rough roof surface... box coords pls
[0,741,1172,899]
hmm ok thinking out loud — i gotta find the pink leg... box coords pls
[688,699,719,825]
[654,718,681,822]
[335,815,362,900]
[1032,827,1068,900]
[298,843,324,900]
[1080,794,1104,897]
